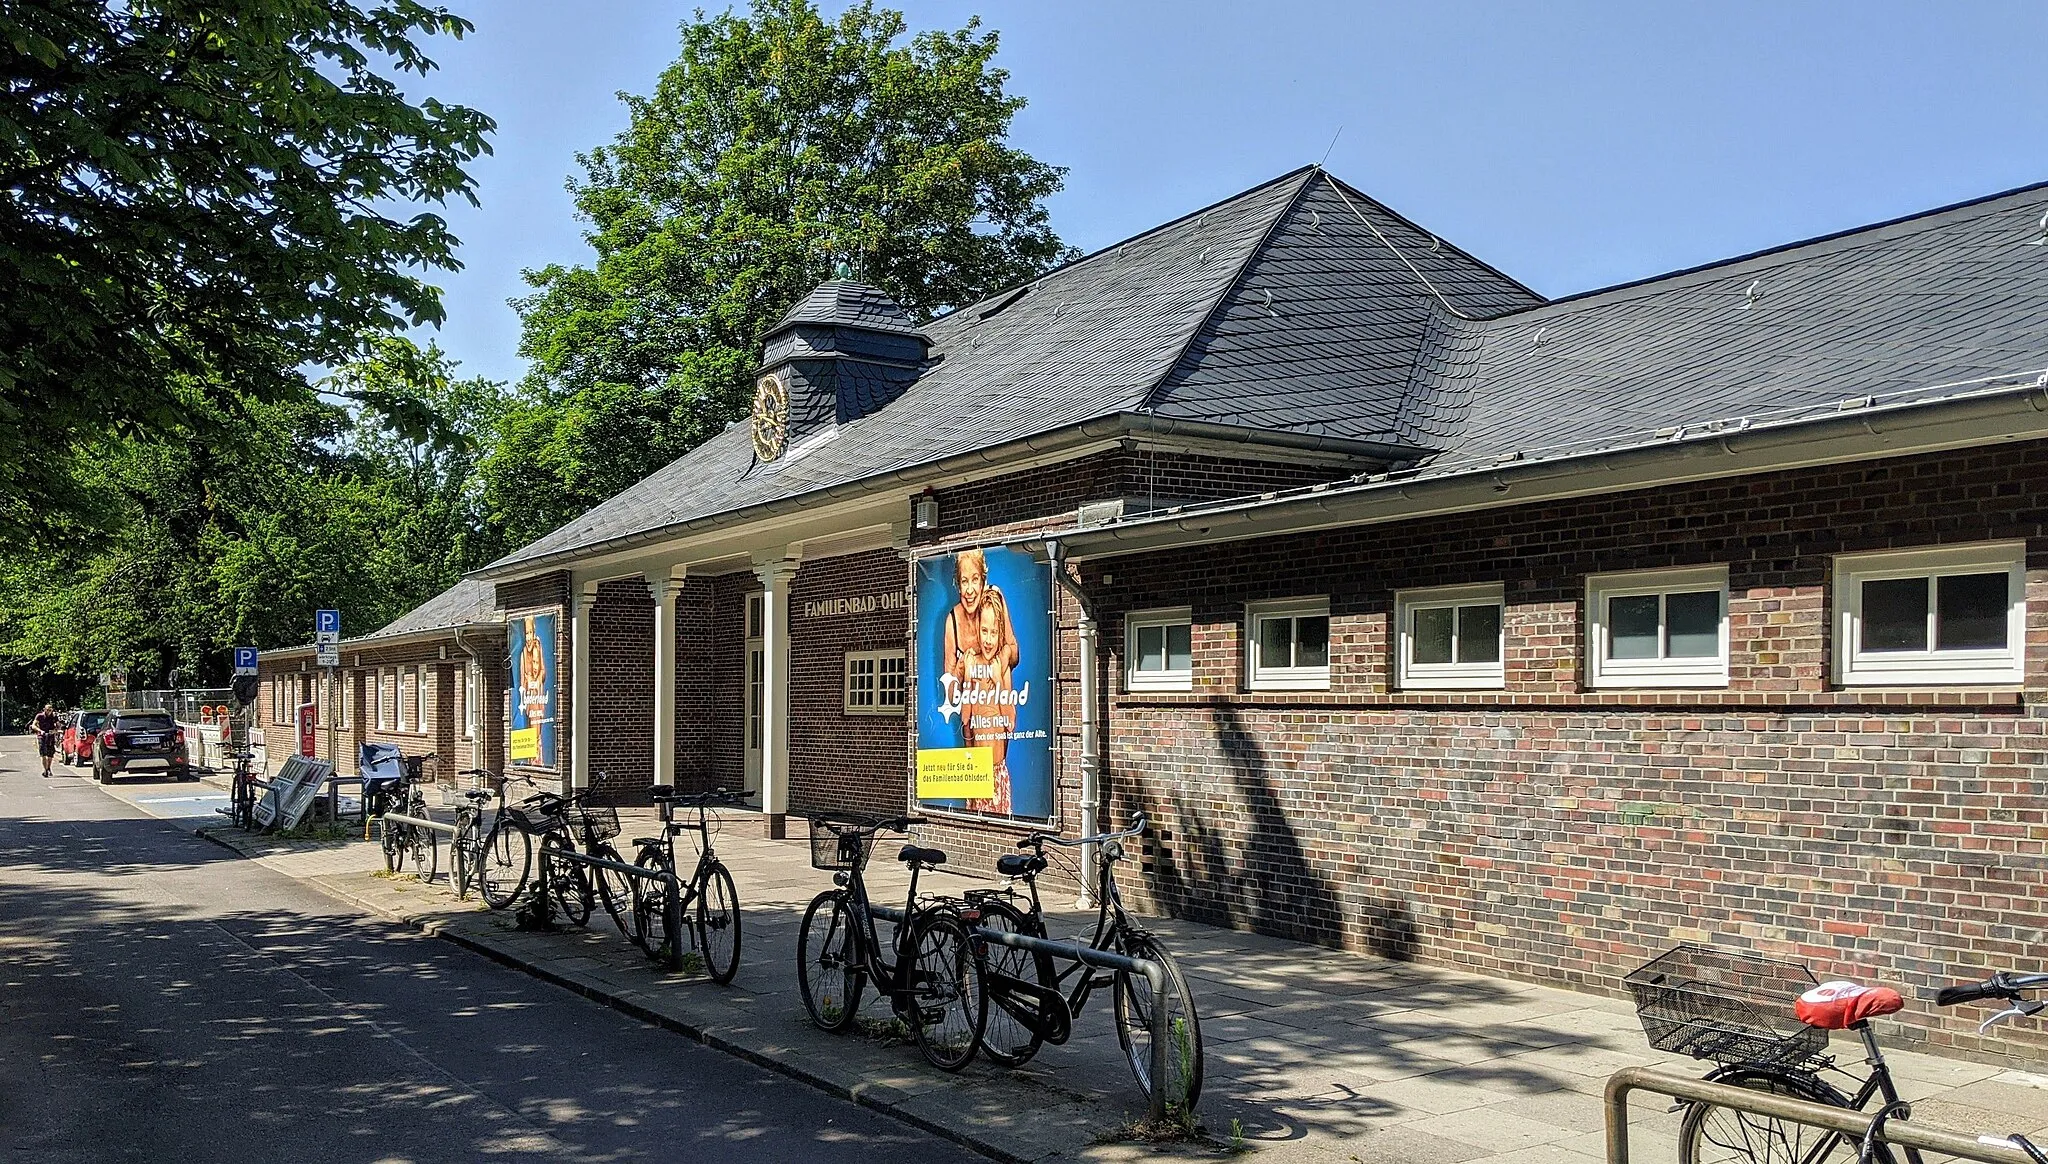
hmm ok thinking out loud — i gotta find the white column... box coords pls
[754,556,799,838]
[570,581,595,790]
[648,571,683,792]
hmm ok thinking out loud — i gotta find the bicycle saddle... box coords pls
[996,853,1045,878]
[1796,981,1905,1029]
[648,785,678,800]
[898,844,947,868]
[461,789,492,802]
[632,837,662,849]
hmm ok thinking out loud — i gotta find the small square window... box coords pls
[1126,608,1193,691]
[1586,567,1729,688]
[1246,598,1331,691]
[845,650,908,715]
[1835,542,2026,686]
[1397,584,1505,689]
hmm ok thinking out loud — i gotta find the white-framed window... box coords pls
[1125,607,1193,692]
[462,665,477,739]
[844,650,908,714]
[270,678,282,724]
[1834,541,2027,686]
[413,666,428,732]
[1396,583,1505,690]
[337,674,350,729]
[377,669,392,730]
[1246,597,1331,691]
[1586,566,1729,688]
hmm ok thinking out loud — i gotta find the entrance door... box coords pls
[743,593,763,795]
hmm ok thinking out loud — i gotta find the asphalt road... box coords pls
[0,737,975,1162]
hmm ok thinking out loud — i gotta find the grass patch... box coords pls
[1092,1106,1244,1155]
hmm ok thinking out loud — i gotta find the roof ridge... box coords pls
[1133,167,1322,414]
[1316,170,1546,306]
[1485,176,2048,322]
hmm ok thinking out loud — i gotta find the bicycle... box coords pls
[475,771,552,910]
[211,748,260,831]
[1625,944,1924,1164]
[964,812,1203,1110]
[795,814,985,1071]
[376,752,438,883]
[625,786,743,983]
[447,769,504,900]
[1934,970,2048,1164]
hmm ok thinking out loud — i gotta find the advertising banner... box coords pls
[508,609,559,769]
[914,545,1053,820]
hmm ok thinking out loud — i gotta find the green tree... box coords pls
[491,0,1070,548]
[0,0,493,538]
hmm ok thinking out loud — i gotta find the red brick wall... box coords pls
[707,572,757,792]
[587,578,654,802]
[787,550,913,819]
[1090,440,2048,1060]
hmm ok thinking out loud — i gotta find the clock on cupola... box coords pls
[751,265,931,465]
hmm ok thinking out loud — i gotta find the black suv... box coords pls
[92,709,192,784]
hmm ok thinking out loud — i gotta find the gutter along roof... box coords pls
[478,169,2048,582]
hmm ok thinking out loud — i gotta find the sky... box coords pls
[404,0,2048,387]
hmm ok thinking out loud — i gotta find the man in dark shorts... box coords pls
[33,703,60,776]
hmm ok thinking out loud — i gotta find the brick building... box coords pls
[256,577,507,784]
[451,165,2044,1053]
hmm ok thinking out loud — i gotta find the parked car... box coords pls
[60,710,109,767]
[92,709,192,783]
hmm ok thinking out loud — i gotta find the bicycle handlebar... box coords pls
[1934,971,2048,1006]
[1021,811,1148,851]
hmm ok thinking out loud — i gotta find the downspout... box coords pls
[454,627,482,774]
[1045,539,1100,908]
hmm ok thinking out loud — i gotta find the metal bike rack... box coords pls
[866,903,1190,1123]
[1605,1066,2038,1164]
[379,811,456,836]
[520,844,687,972]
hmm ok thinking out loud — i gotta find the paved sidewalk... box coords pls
[184,797,2048,1162]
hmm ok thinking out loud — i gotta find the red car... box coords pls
[61,710,109,767]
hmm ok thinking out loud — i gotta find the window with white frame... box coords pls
[1834,542,2026,686]
[1396,584,1505,689]
[377,669,392,730]
[1125,608,1193,691]
[413,666,428,731]
[337,674,350,729]
[1586,566,1729,688]
[844,650,908,714]
[1246,598,1331,690]
[271,678,283,724]
[462,665,477,738]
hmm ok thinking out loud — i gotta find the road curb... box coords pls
[190,823,1031,1164]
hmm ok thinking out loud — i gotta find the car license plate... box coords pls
[131,734,160,746]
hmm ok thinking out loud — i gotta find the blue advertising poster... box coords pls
[914,545,1054,820]
[508,609,559,769]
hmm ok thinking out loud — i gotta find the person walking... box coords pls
[33,703,60,777]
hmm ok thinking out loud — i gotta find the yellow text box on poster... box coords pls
[509,726,539,763]
[916,747,994,799]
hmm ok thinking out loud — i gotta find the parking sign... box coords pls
[315,609,341,636]
[233,646,258,675]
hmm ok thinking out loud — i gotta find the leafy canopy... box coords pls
[0,0,493,537]
[491,0,1071,549]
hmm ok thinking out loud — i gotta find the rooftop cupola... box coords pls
[750,270,930,463]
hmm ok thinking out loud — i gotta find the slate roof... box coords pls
[485,166,1537,576]
[359,577,501,642]
[772,280,928,339]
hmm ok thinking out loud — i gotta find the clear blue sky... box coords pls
[407,0,2048,387]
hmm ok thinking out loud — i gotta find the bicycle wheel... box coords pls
[694,861,743,985]
[410,824,439,884]
[633,849,676,964]
[590,843,636,939]
[973,897,1054,1067]
[1679,1067,1869,1164]
[796,891,864,1033]
[542,835,591,926]
[382,818,405,874]
[1113,932,1204,1112]
[479,822,531,910]
[907,910,985,1072]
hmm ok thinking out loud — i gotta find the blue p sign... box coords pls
[315,609,341,636]
[233,646,258,675]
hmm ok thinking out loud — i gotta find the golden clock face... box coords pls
[751,372,789,462]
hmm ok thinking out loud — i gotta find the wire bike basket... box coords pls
[1625,944,1827,1069]
[567,802,621,843]
[808,817,879,871]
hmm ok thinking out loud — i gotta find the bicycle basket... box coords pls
[1625,944,1828,1069]
[501,804,560,834]
[570,803,621,843]
[808,817,878,871]
[437,782,464,808]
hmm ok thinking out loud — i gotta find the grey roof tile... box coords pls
[359,577,501,643]
[771,281,928,338]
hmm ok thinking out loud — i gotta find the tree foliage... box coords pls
[491,0,1071,547]
[0,0,493,537]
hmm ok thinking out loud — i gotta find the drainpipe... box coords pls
[1045,539,1100,909]
[454,627,481,774]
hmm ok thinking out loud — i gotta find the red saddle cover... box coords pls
[1796,981,1904,1030]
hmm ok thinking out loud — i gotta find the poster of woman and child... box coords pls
[913,546,1054,821]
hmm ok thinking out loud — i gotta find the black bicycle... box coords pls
[966,812,1202,1109]
[1934,970,2048,1164]
[376,753,438,882]
[211,748,260,831]
[626,786,743,983]
[447,769,503,900]
[475,772,552,910]
[795,814,985,1071]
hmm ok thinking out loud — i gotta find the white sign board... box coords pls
[315,642,339,667]
[253,756,334,831]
